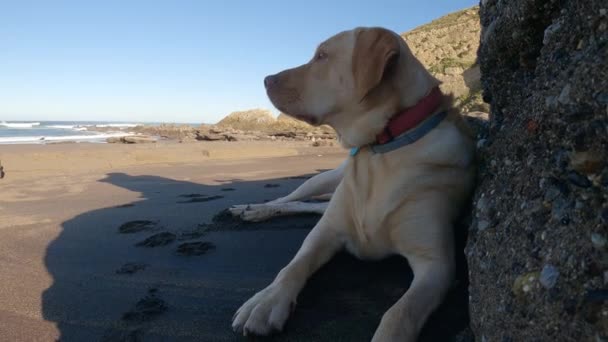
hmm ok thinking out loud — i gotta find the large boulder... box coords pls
[272,113,315,131]
[271,114,335,135]
[215,110,337,138]
[467,0,608,341]
[216,109,276,131]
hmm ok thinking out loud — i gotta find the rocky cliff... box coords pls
[401,6,488,113]
[467,0,608,340]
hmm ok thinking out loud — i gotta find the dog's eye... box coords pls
[315,51,327,61]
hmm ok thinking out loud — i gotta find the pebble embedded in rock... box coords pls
[478,220,490,231]
[545,95,558,108]
[544,177,570,201]
[567,170,592,188]
[543,22,562,45]
[600,208,608,224]
[540,265,559,289]
[512,272,540,297]
[558,84,572,105]
[476,196,488,212]
[569,151,603,175]
[591,233,606,250]
[551,196,572,222]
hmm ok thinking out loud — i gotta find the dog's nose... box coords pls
[264,75,278,89]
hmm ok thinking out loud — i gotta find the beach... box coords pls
[0,140,469,341]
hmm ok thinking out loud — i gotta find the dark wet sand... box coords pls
[0,142,470,341]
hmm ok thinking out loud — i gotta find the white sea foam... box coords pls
[0,132,132,144]
[45,125,89,131]
[0,121,41,128]
[94,123,140,128]
[46,124,76,129]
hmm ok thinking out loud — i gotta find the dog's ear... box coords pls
[352,27,401,100]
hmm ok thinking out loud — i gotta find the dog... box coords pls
[231,27,476,341]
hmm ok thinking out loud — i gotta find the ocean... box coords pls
[0,120,143,144]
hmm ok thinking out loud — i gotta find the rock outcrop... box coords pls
[105,119,337,146]
[130,124,199,140]
[467,0,608,341]
[216,109,276,131]
[107,136,157,144]
[273,113,318,131]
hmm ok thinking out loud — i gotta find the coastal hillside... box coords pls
[401,6,487,113]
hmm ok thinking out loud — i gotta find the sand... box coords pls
[0,141,470,341]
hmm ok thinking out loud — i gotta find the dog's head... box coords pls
[264,27,440,147]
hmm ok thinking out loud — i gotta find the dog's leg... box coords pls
[232,211,346,335]
[372,220,455,342]
[238,201,328,222]
[310,193,333,201]
[270,160,346,204]
[372,254,455,342]
[229,160,346,217]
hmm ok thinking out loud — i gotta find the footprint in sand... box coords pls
[177,193,224,203]
[102,288,167,341]
[114,203,135,209]
[178,224,208,240]
[176,241,216,256]
[264,183,280,188]
[178,193,206,198]
[122,288,168,323]
[286,175,312,180]
[102,329,141,342]
[116,262,148,275]
[118,220,159,234]
[135,232,176,247]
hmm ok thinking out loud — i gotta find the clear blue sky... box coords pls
[0,0,477,124]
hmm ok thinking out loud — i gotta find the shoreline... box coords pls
[0,115,338,146]
[0,140,345,183]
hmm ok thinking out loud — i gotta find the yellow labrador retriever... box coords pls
[232,27,476,341]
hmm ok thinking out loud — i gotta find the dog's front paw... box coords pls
[232,284,296,336]
[228,204,251,217]
[371,307,416,342]
[239,206,280,222]
[229,203,280,222]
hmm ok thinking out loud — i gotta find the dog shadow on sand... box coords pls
[41,171,472,341]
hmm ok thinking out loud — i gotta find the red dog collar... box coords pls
[376,87,443,144]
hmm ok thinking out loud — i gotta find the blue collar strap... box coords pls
[350,111,447,156]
